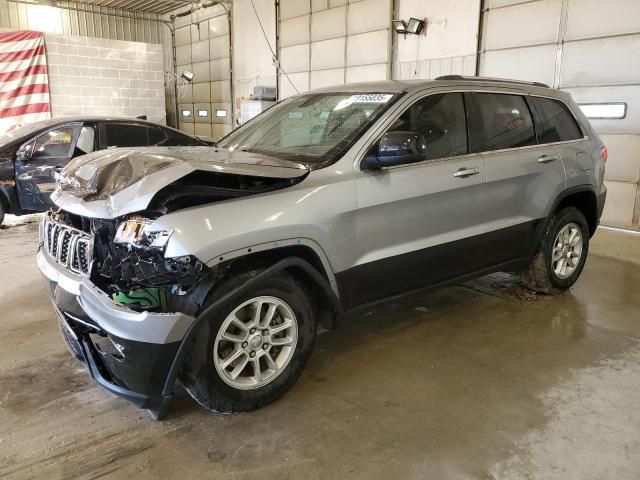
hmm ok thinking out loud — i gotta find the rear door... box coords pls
[14,123,83,211]
[345,91,489,308]
[467,91,567,263]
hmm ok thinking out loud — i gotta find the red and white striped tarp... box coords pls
[0,30,51,135]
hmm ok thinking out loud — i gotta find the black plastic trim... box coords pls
[336,219,543,310]
[159,257,342,405]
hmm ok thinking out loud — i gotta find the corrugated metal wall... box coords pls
[0,0,162,43]
[479,0,640,230]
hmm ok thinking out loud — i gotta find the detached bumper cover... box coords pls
[38,248,195,418]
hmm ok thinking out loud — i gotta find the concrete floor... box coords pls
[1,217,639,479]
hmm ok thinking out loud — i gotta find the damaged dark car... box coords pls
[0,116,208,225]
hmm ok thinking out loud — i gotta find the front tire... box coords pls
[180,269,316,413]
[521,206,590,293]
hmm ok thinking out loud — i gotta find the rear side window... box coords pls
[529,96,583,144]
[147,127,167,146]
[388,92,468,159]
[468,93,536,153]
[104,123,149,148]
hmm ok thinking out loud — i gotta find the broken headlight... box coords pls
[114,217,172,249]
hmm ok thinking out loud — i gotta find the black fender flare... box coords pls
[156,257,342,418]
[529,185,599,256]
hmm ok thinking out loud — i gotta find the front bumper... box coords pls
[37,248,196,418]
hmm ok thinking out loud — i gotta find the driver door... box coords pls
[345,92,489,308]
[15,123,93,211]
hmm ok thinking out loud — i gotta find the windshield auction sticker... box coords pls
[349,94,393,103]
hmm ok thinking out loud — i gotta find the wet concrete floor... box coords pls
[1,217,639,479]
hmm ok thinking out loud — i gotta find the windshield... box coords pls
[218,92,398,165]
[0,119,56,150]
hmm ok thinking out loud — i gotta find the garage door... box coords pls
[479,0,640,230]
[174,5,232,140]
[277,0,392,99]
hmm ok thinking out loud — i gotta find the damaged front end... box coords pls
[38,146,310,418]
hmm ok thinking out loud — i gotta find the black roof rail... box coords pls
[434,75,549,89]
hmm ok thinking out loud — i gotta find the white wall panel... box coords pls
[346,63,388,83]
[566,0,640,40]
[330,0,347,6]
[175,44,191,66]
[194,123,213,137]
[312,0,329,12]
[192,82,211,103]
[561,36,640,87]
[211,102,232,124]
[281,44,310,73]
[210,35,230,59]
[280,15,310,46]
[208,15,229,37]
[564,86,640,134]
[175,26,191,46]
[311,6,346,41]
[279,72,310,98]
[213,124,232,139]
[191,60,210,82]
[602,181,637,227]
[311,68,345,89]
[484,0,560,50]
[280,0,310,20]
[210,80,231,103]
[481,45,557,85]
[191,39,210,63]
[194,102,211,123]
[600,134,640,183]
[347,0,390,35]
[347,30,389,66]
[311,37,346,70]
[233,0,277,99]
[210,57,231,81]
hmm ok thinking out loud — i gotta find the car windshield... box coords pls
[218,92,398,164]
[0,119,59,149]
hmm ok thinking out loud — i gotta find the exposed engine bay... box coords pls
[53,210,211,314]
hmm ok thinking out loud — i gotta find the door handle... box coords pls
[453,167,480,178]
[537,154,558,163]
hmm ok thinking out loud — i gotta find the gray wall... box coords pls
[45,33,165,121]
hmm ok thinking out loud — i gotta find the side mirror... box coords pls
[362,131,427,170]
[16,142,32,162]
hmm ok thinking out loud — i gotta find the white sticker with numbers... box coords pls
[349,94,393,103]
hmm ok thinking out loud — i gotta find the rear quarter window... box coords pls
[529,96,583,144]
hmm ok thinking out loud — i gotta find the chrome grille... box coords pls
[42,217,93,275]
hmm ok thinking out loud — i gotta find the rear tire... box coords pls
[0,201,5,227]
[180,268,316,414]
[521,207,590,293]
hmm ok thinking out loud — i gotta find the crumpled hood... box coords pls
[51,146,309,218]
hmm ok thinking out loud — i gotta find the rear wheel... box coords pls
[180,269,316,413]
[521,206,590,293]
[0,201,5,227]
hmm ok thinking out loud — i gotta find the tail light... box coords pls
[601,145,608,162]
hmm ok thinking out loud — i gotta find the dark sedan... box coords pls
[0,117,209,225]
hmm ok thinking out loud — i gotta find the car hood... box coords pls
[52,146,310,218]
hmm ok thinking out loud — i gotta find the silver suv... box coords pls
[37,77,607,419]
